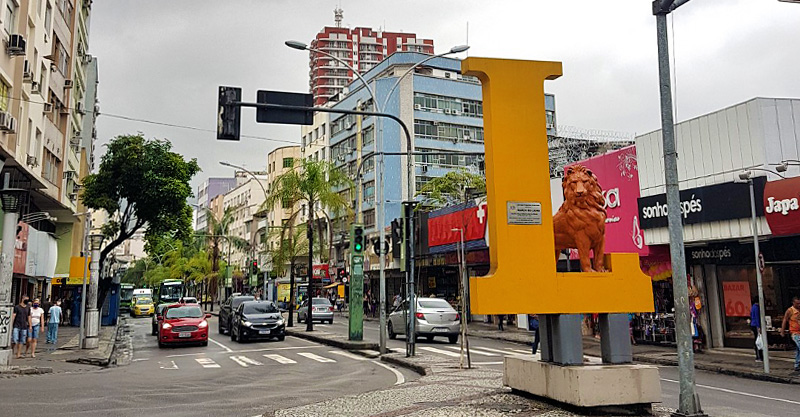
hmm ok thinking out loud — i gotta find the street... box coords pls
[0,316,417,417]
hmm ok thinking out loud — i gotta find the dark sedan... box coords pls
[230,301,286,343]
[218,294,255,334]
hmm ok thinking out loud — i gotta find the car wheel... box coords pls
[328,319,333,324]
[276,334,285,342]
[151,325,156,336]
[218,320,224,335]
[201,341,208,347]
[388,322,396,340]
[158,340,164,348]
[426,335,434,342]
[448,335,459,344]
[230,327,237,342]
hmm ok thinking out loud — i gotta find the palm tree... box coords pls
[264,158,352,330]
[203,206,249,307]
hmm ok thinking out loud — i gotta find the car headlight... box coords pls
[276,318,284,326]
[242,321,253,327]
[162,323,172,330]
[198,320,208,328]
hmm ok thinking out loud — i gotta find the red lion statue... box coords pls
[553,165,607,272]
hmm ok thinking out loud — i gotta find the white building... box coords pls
[222,176,268,268]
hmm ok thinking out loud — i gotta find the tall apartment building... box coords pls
[0,0,97,303]
[221,176,267,270]
[194,177,237,232]
[308,8,434,106]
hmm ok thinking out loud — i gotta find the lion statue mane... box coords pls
[553,165,607,272]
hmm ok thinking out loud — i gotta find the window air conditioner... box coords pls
[6,34,26,56]
[43,103,53,113]
[26,155,38,167]
[64,79,73,89]
[414,104,421,110]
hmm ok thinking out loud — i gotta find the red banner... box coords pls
[722,281,751,317]
[428,202,488,247]
[312,264,330,281]
[764,177,800,236]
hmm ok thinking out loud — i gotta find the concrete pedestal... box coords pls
[504,356,661,408]
[84,309,99,349]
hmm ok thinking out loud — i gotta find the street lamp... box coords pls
[737,167,785,374]
[0,174,27,366]
[286,40,469,355]
[84,233,105,349]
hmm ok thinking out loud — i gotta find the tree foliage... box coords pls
[81,134,200,307]
[416,169,486,210]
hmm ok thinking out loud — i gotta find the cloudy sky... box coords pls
[89,0,800,197]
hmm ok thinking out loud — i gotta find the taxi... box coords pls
[131,296,155,317]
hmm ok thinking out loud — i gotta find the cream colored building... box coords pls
[222,176,267,268]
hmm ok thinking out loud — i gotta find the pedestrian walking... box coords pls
[28,298,45,357]
[749,298,763,362]
[10,295,31,359]
[528,314,540,355]
[497,314,504,331]
[62,295,72,326]
[780,296,800,374]
[47,300,62,347]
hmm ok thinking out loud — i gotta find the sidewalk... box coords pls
[467,321,800,384]
[0,321,120,376]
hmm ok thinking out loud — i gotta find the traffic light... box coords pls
[351,224,364,254]
[251,259,259,275]
[217,86,241,140]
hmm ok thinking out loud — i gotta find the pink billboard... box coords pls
[567,146,648,256]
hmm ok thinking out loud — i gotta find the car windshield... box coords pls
[312,298,331,305]
[156,304,168,313]
[136,298,152,305]
[232,296,255,309]
[165,305,203,319]
[243,303,278,314]
[418,299,452,309]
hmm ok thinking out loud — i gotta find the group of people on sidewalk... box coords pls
[748,296,800,375]
[10,295,63,360]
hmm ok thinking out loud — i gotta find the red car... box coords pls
[158,303,210,348]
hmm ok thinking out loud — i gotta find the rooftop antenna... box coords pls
[334,6,343,28]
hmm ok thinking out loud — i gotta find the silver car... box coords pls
[388,297,460,344]
[297,297,334,324]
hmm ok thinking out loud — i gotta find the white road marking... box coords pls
[419,346,461,357]
[166,344,323,358]
[132,358,150,362]
[466,346,524,355]
[297,352,337,363]
[230,355,262,367]
[263,354,297,364]
[508,348,531,354]
[328,350,369,361]
[195,357,220,368]
[661,378,800,406]
[444,346,498,356]
[371,360,405,385]
[158,360,178,370]
[472,361,504,365]
[208,337,233,352]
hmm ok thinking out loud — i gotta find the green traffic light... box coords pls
[354,243,362,251]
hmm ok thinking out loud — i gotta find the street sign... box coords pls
[256,90,313,125]
[217,86,242,140]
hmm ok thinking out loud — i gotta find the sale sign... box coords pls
[722,281,752,317]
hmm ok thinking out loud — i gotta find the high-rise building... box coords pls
[308,8,434,106]
[195,177,237,232]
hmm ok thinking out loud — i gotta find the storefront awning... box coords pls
[323,282,341,289]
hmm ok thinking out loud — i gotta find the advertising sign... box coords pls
[722,281,752,317]
[566,146,648,256]
[312,264,331,282]
[637,177,766,229]
[13,221,28,274]
[763,176,800,236]
[427,199,488,253]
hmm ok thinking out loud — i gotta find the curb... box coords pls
[380,354,430,376]
[285,328,380,351]
[0,366,53,375]
[66,321,120,367]
[468,331,532,347]
[633,355,800,385]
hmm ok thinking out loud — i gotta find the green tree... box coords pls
[81,134,200,307]
[201,206,249,303]
[416,169,486,210]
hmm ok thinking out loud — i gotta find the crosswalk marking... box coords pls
[461,346,522,355]
[419,346,461,357]
[158,360,178,370]
[230,355,263,367]
[263,354,297,364]
[443,346,498,356]
[328,350,369,361]
[195,357,220,368]
[297,352,337,363]
[508,348,531,354]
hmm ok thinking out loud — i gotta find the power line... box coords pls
[2,93,302,146]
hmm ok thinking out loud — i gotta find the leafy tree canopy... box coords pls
[416,169,486,210]
[82,134,200,307]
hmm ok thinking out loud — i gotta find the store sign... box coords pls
[722,281,751,317]
[565,146,648,255]
[763,176,800,236]
[312,264,330,282]
[638,177,766,229]
[686,243,754,265]
[427,199,488,250]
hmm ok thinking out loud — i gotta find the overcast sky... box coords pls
[89,0,800,198]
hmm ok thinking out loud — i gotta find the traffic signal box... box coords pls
[461,57,654,315]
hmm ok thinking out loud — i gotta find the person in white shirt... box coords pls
[28,298,45,358]
[47,300,62,346]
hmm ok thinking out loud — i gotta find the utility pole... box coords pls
[85,234,104,349]
[652,1,706,416]
[0,173,24,366]
[306,203,314,332]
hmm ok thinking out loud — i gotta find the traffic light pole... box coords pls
[349,224,365,341]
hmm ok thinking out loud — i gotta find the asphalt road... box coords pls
[321,317,800,417]
[0,315,417,417]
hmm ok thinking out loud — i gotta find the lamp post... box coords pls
[737,167,786,374]
[84,233,105,349]
[0,173,26,366]
[74,211,91,350]
[286,41,468,355]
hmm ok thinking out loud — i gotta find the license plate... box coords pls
[178,332,192,338]
[433,328,449,333]
[259,330,271,335]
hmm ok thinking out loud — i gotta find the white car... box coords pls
[179,297,198,304]
[388,297,460,344]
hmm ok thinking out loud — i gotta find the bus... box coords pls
[157,279,184,305]
[119,283,135,313]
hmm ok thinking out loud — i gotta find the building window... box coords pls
[413,93,483,118]
[362,126,375,147]
[414,148,482,169]
[282,157,293,168]
[414,120,484,143]
[0,80,9,112]
[41,149,59,185]
[4,0,16,35]
[363,209,375,229]
[362,155,374,174]
[415,175,432,192]
[44,3,51,33]
[363,180,375,202]
[281,198,291,209]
